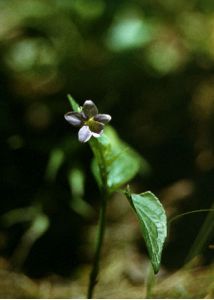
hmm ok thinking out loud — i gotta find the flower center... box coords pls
[84,117,94,127]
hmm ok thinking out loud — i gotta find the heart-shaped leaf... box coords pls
[125,190,167,273]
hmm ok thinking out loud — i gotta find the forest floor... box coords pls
[0,188,213,298]
[0,253,213,298]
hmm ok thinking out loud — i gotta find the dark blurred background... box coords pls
[0,0,213,280]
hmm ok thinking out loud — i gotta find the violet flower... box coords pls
[64,100,111,143]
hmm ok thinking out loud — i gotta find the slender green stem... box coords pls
[169,208,214,267]
[169,209,214,224]
[87,191,108,299]
[87,137,109,298]
[185,204,214,263]
[145,263,155,299]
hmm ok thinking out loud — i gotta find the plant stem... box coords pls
[169,208,214,224]
[87,191,108,299]
[145,263,155,299]
[185,203,214,263]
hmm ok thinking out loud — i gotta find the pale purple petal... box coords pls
[82,100,98,118]
[64,112,83,127]
[94,114,111,124]
[78,126,92,143]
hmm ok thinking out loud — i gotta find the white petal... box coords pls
[64,112,82,126]
[78,126,92,143]
[94,114,111,124]
[92,130,103,138]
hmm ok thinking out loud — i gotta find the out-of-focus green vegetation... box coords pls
[0,0,213,294]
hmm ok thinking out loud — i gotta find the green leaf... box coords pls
[1,206,39,226]
[11,213,49,268]
[65,96,149,193]
[45,148,65,182]
[68,168,94,217]
[90,126,149,193]
[67,94,81,112]
[125,190,167,274]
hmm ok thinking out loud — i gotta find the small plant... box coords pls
[64,96,167,298]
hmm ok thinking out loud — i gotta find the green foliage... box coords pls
[45,148,65,182]
[125,189,167,274]
[1,0,213,282]
[67,96,149,193]
[67,96,167,276]
[11,213,49,268]
[90,126,148,193]
[186,204,214,263]
[1,206,40,226]
[68,168,93,217]
[67,94,81,113]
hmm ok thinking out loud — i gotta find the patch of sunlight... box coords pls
[106,17,153,51]
[146,42,185,74]
[6,39,38,71]
[178,12,209,52]
[5,38,56,72]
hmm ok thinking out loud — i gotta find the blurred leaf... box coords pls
[29,214,50,239]
[5,38,57,73]
[11,213,49,269]
[68,168,93,217]
[146,41,185,74]
[1,206,39,226]
[69,168,84,196]
[90,126,148,193]
[125,190,167,274]
[72,0,105,20]
[45,148,65,182]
